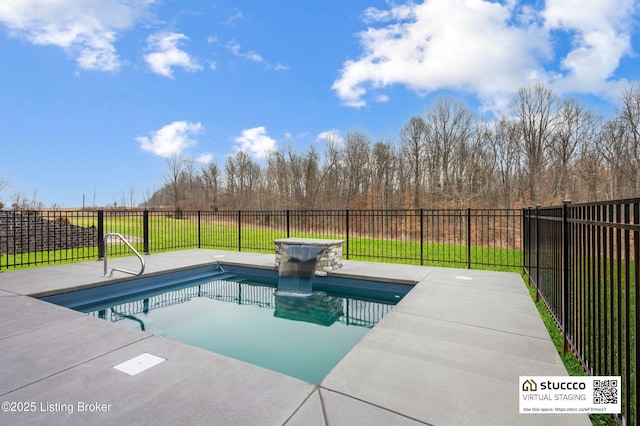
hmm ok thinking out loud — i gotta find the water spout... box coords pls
[276,244,327,297]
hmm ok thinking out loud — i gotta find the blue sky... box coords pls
[0,0,638,208]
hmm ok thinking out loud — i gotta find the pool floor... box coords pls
[115,295,369,384]
[78,276,394,384]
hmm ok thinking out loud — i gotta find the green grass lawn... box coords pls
[2,215,522,273]
[54,216,521,269]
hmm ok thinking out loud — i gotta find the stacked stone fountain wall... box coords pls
[274,238,344,276]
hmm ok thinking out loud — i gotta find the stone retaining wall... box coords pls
[0,212,98,255]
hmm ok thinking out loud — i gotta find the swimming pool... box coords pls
[43,264,412,384]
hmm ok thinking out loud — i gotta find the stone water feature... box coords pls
[276,243,327,296]
[274,238,344,276]
[274,238,346,324]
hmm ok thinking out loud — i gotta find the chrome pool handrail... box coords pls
[103,232,145,278]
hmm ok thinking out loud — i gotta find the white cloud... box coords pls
[136,121,203,158]
[234,127,276,159]
[273,62,290,71]
[226,40,288,70]
[543,0,636,94]
[227,41,263,62]
[225,9,243,25]
[144,32,203,78]
[333,0,636,111]
[374,94,390,103]
[317,129,344,145]
[196,153,214,164]
[0,0,151,71]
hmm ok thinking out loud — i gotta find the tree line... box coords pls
[145,83,640,211]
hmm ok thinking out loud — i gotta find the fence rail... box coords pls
[1,208,522,271]
[523,198,638,426]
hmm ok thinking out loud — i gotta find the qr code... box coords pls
[593,379,618,404]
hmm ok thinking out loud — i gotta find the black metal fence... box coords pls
[523,198,638,426]
[1,208,522,271]
[4,204,635,421]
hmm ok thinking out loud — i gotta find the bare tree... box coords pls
[308,139,340,209]
[598,118,630,199]
[443,121,493,208]
[224,151,261,209]
[512,83,557,204]
[0,176,9,195]
[300,145,321,209]
[320,137,348,208]
[399,116,427,208]
[11,189,44,210]
[201,163,220,210]
[618,83,640,196]
[425,97,474,205]
[287,146,306,207]
[484,117,523,208]
[0,176,9,209]
[182,157,199,208]
[265,144,321,209]
[343,131,372,205]
[266,150,291,209]
[10,191,25,210]
[127,183,137,208]
[164,154,186,210]
[370,140,398,209]
[548,98,599,202]
[574,140,606,201]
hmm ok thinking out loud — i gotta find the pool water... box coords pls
[54,268,404,384]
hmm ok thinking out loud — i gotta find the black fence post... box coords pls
[143,209,149,254]
[535,205,540,301]
[522,207,527,277]
[237,210,242,252]
[286,209,290,238]
[197,210,201,249]
[527,206,532,283]
[420,208,424,266]
[345,209,350,260]
[97,210,104,259]
[467,208,472,269]
[634,200,639,423]
[562,200,571,354]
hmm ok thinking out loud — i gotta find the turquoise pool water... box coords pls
[46,266,407,384]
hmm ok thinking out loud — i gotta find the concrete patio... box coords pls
[0,249,590,425]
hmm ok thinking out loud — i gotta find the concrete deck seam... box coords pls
[0,290,24,296]
[417,268,437,281]
[390,309,553,342]
[0,311,90,342]
[281,385,323,426]
[0,334,153,398]
[419,279,528,294]
[318,386,434,426]
[317,387,329,426]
